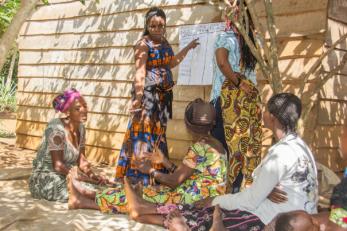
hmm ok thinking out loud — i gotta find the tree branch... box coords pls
[298,33,347,97]
[263,0,282,93]
[306,52,347,103]
[228,11,271,81]
[245,0,271,63]
[0,0,40,71]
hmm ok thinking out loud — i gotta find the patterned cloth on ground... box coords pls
[96,141,227,213]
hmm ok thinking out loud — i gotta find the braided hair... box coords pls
[267,93,302,134]
[227,0,257,71]
[239,4,257,71]
[143,7,166,36]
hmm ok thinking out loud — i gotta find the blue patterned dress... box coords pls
[115,37,175,186]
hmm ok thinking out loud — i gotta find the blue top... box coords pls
[210,31,256,102]
[143,38,175,91]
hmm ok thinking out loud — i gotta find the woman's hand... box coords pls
[150,148,167,165]
[133,159,152,174]
[130,98,142,113]
[89,172,110,185]
[239,79,253,96]
[267,186,288,204]
[194,197,215,208]
[187,38,200,50]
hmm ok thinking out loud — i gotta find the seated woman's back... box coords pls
[143,136,227,205]
[254,134,318,220]
[212,93,318,226]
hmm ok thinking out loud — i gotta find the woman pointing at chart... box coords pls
[114,7,199,186]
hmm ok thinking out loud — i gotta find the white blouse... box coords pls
[212,134,318,225]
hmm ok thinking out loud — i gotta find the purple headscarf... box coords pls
[52,88,81,113]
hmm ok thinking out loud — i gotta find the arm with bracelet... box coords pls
[150,147,177,173]
[148,164,194,189]
[134,149,195,189]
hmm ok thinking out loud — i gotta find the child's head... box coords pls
[184,98,216,135]
[275,210,320,231]
[329,178,347,229]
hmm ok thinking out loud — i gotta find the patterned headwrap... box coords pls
[329,207,347,228]
[52,88,81,113]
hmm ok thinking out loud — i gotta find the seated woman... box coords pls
[68,98,227,213]
[29,89,106,202]
[123,93,319,231]
[264,121,347,231]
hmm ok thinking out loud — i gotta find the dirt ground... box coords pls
[0,138,164,231]
[0,138,35,169]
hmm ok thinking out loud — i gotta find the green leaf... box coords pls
[0,15,11,23]
[79,0,86,5]
[42,0,49,5]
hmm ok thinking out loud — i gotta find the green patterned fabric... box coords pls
[96,141,227,213]
[29,118,85,202]
[329,207,347,228]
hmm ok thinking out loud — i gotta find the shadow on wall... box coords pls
[16,0,347,170]
[16,0,219,163]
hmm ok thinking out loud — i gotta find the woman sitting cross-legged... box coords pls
[123,93,319,231]
[29,89,107,202]
[68,98,227,213]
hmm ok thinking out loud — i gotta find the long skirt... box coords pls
[220,78,262,191]
[160,204,265,231]
[114,85,172,186]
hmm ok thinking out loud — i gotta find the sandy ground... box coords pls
[0,138,164,231]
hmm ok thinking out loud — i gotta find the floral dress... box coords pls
[29,118,85,202]
[114,37,175,186]
[96,141,227,213]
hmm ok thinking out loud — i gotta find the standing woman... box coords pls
[210,0,262,192]
[115,7,199,186]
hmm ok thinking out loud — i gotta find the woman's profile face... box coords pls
[68,97,88,123]
[263,109,273,130]
[147,15,166,41]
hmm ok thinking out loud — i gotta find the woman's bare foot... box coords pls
[210,205,226,231]
[124,177,157,219]
[166,210,190,231]
[67,173,82,209]
[67,174,99,210]
[124,177,144,218]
